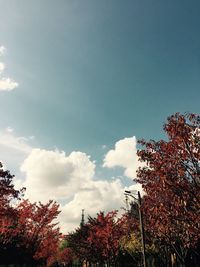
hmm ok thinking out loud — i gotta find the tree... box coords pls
[68,211,126,266]
[136,113,200,266]
[16,199,61,266]
[87,211,125,266]
[67,223,92,265]
[0,162,24,259]
[0,162,22,225]
[0,162,62,266]
[56,237,74,266]
[120,204,160,267]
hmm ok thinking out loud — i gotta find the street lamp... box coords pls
[125,190,147,267]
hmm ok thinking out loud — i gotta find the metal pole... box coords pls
[138,191,147,267]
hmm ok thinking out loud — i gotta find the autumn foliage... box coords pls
[0,112,200,267]
[136,113,200,266]
[67,211,127,266]
[67,113,200,266]
[0,163,62,266]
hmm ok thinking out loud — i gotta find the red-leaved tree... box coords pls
[136,113,200,266]
[87,211,125,265]
[16,199,61,266]
[68,211,126,266]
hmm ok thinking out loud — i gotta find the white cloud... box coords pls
[0,46,6,55]
[0,77,18,91]
[60,179,124,232]
[0,62,5,73]
[0,130,143,233]
[103,136,141,179]
[20,149,96,202]
[0,46,18,91]
[20,148,126,233]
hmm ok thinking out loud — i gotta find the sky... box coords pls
[0,0,200,232]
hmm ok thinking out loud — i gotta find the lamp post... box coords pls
[125,190,147,267]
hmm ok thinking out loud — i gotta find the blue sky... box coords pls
[0,0,200,231]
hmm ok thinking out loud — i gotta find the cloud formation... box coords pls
[21,149,95,201]
[0,130,143,233]
[0,46,18,91]
[60,179,124,232]
[103,136,141,179]
[20,148,125,232]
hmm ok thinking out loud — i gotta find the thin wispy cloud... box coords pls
[0,45,18,91]
[0,128,32,154]
[0,128,34,182]
[0,46,6,55]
